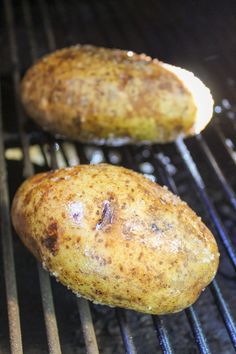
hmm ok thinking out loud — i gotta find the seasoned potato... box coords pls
[11,164,219,314]
[21,45,213,145]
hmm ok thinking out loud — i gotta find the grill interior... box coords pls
[1,0,236,353]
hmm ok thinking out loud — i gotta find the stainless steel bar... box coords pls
[77,299,99,354]
[4,1,62,352]
[176,138,236,269]
[0,82,23,354]
[37,264,62,354]
[151,146,236,347]
[214,124,236,165]
[185,308,211,354]
[196,134,236,209]
[152,316,174,354]
[29,2,100,351]
[210,280,236,349]
[116,309,137,354]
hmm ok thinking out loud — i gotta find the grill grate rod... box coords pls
[185,308,210,354]
[176,139,236,269]
[213,123,236,166]
[49,140,100,354]
[152,316,174,354]
[25,1,100,352]
[151,145,236,349]
[152,143,236,349]
[4,0,62,352]
[0,82,23,354]
[77,299,100,354]
[210,280,236,348]
[196,134,236,210]
[116,309,137,354]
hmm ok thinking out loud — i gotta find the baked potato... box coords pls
[11,164,219,314]
[21,45,213,145]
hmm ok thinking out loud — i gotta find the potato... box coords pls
[11,164,219,314]
[21,45,213,145]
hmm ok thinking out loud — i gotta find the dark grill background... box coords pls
[0,0,236,353]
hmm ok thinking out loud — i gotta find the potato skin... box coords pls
[11,164,219,314]
[21,45,213,145]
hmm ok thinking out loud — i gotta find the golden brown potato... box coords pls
[11,164,219,314]
[21,45,213,145]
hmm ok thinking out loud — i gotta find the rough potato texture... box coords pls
[11,164,219,314]
[21,45,213,145]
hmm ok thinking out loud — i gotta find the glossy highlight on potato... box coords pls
[11,164,219,314]
[21,45,213,145]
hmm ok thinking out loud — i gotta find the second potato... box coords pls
[21,45,213,145]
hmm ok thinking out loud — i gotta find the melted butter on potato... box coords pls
[11,164,219,314]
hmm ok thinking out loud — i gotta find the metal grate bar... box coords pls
[77,299,99,354]
[176,139,236,269]
[214,123,236,165]
[116,309,137,354]
[0,82,23,354]
[211,280,236,348]
[37,264,62,354]
[30,2,100,352]
[196,134,236,210]
[4,0,33,178]
[36,0,56,52]
[4,0,62,352]
[152,316,174,354]
[47,142,100,354]
[185,308,210,354]
[150,148,236,350]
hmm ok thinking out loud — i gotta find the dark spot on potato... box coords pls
[77,237,81,243]
[42,234,58,256]
[96,200,113,230]
[73,213,80,222]
[47,221,58,236]
[97,239,103,243]
[151,223,159,232]
[23,188,34,205]
[95,289,103,295]
[138,252,143,261]
[119,265,123,272]
[41,221,59,256]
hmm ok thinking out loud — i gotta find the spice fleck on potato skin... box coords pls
[21,45,213,145]
[11,164,219,314]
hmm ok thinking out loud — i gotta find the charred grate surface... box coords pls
[0,0,236,353]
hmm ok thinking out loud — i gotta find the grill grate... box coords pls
[1,0,236,353]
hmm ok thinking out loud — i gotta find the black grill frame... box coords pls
[1,0,236,353]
